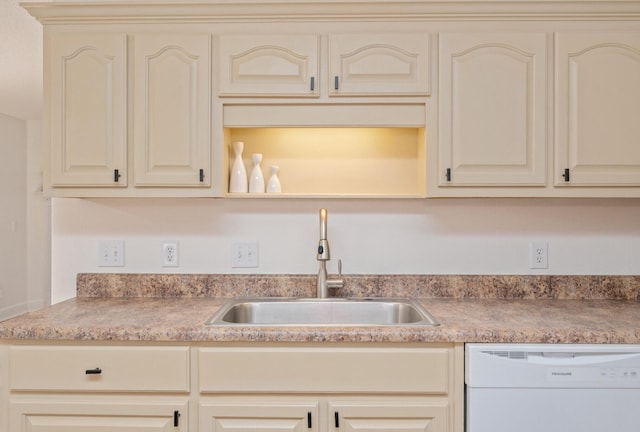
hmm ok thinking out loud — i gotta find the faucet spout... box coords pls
[316,208,343,298]
[317,208,330,261]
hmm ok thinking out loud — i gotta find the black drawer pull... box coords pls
[307,411,312,428]
[335,411,339,428]
[85,367,102,375]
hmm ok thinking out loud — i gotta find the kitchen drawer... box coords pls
[10,345,190,392]
[199,346,449,394]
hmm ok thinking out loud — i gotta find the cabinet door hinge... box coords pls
[562,168,570,182]
[173,410,180,427]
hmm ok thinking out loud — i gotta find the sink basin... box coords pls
[206,297,439,326]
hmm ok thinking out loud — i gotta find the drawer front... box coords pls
[10,346,190,392]
[199,347,449,394]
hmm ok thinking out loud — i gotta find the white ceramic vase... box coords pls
[249,153,265,193]
[266,165,282,193]
[229,141,248,193]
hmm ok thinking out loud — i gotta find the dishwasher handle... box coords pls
[527,352,640,366]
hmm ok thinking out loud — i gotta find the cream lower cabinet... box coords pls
[555,32,640,187]
[11,399,188,431]
[201,398,447,432]
[7,345,191,432]
[200,399,320,432]
[198,345,462,432]
[3,343,463,432]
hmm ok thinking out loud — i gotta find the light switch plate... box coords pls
[231,241,259,268]
[98,240,125,267]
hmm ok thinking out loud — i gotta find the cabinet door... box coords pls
[49,33,127,187]
[329,33,430,96]
[329,400,448,432]
[11,399,187,431]
[218,35,319,97]
[133,34,211,187]
[555,32,640,186]
[438,32,548,186]
[200,400,319,432]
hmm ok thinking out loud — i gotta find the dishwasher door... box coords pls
[465,343,640,432]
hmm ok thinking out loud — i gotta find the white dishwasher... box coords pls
[466,343,640,432]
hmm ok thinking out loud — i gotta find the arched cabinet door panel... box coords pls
[555,32,640,187]
[49,33,127,187]
[329,33,431,96]
[218,34,320,97]
[438,32,548,187]
[133,34,211,187]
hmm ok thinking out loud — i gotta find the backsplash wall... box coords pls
[50,197,640,303]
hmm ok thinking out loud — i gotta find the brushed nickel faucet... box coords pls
[317,208,344,298]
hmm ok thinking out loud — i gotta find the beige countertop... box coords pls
[1,296,638,344]
[0,273,638,344]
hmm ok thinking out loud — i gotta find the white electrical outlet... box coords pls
[162,241,179,267]
[98,240,125,267]
[530,241,548,269]
[231,241,259,268]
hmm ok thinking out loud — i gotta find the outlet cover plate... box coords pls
[530,241,548,269]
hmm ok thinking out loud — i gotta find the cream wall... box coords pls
[0,114,27,318]
[0,115,47,319]
[51,197,640,303]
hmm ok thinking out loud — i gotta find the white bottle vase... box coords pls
[249,153,265,193]
[266,165,282,193]
[229,141,248,193]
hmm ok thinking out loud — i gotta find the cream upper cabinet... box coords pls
[133,33,212,187]
[29,1,640,198]
[555,32,640,187]
[218,32,430,98]
[329,33,431,96]
[48,32,127,188]
[438,32,548,187]
[218,34,320,97]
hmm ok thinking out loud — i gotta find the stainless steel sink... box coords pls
[205,297,439,326]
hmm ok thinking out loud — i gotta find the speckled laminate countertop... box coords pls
[0,274,638,344]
